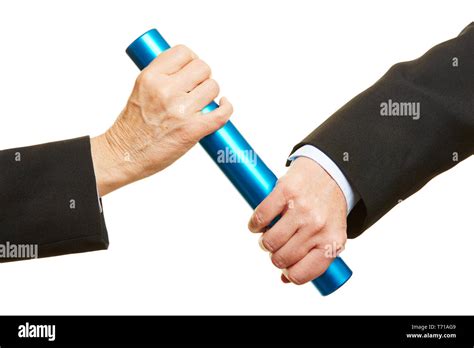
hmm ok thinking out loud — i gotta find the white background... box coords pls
[0,0,472,315]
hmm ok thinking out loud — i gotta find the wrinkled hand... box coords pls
[91,45,233,196]
[248,157,347,285]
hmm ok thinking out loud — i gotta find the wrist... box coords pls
[293,157,347,212]
[90,133,139,196]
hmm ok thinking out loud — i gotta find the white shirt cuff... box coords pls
[288,145,360,214]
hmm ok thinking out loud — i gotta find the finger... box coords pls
[281,274,291,283]
[248,184,288,233]
[269,226,319,269]
[188,79,220,111]
[258,235,268,252]
[275,225,347,270]
[283,248,334,285]
[149,44,197,75]
[259,210,300,253]
[172,59,212,92]
[190,97,233,138]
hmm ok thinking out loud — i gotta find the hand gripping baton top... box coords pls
[126,29,352,295]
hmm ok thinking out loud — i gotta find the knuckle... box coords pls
[173,44,192,59]
[275,176,288,189]
[136,69,156,90]
[276,179,293,201]
[308,211,326,230]
[195,59,212,75]
[167,98,192,118]
[296,199,311,215]
[156,84,174,101]
[207,79,220,94]
[214,115,228,129]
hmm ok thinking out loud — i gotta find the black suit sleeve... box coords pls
[0,136,109,261]
[289,23,474,239]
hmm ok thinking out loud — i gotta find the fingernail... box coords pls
[271,254,284,269]
[248,215,262,233]
[248,214,257,232]
[282,269,292,283]
[258,235,269,252]
[269,253,283,269]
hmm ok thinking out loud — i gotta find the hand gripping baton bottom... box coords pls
[126,29,352,295]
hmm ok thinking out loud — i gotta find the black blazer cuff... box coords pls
[0,136,109,261]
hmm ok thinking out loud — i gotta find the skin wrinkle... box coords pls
[250,157,348,285]
[88,42,347,286]
[90,44,233,197]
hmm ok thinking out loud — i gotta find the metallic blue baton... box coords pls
[126,29,352,295]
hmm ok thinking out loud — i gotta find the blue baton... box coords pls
[126,29,352,295]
